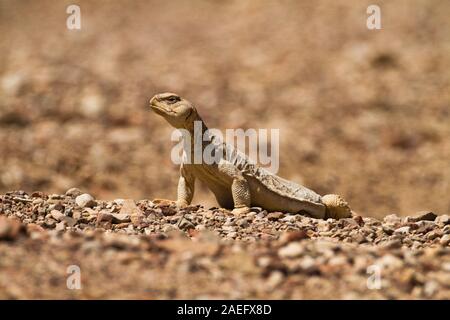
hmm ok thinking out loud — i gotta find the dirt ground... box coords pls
[1,0,449,218]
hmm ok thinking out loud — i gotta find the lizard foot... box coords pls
[231,206,251,216]
[153,198,177,206]
[175,200,189,209]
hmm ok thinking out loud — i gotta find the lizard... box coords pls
[149,92,352,219]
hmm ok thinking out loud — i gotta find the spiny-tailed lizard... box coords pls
[150,92,351,219]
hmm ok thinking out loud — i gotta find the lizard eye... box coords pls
[166,96,181,104]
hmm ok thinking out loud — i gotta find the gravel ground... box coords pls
[1,190,448,299]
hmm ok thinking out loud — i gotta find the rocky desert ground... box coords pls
[0,1,449,299]
[0,190,449,299]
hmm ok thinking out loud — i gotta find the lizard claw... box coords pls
[231,206,251,216]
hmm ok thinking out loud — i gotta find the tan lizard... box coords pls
[150,92,352,219]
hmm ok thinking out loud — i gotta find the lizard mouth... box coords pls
[150,102,172,116]
[150,103,165,114]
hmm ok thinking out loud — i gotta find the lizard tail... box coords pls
[322,194,352,219]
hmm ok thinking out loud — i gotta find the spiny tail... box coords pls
[322,194,352,219]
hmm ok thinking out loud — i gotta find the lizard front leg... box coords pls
[219,160,251,215]
[231,176,251,215]
[177,164,195,208]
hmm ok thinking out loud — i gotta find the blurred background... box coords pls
[0,0,449,218]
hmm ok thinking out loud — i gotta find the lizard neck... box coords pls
[182,114,214,157]
[183,113,208,135]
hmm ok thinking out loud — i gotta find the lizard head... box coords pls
[149,92,198,129]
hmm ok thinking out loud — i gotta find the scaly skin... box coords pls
[149,92,351,219]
